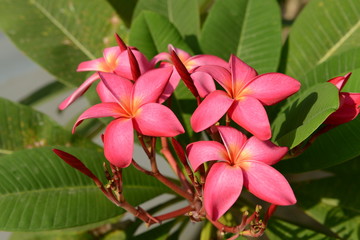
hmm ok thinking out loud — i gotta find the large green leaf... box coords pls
[0,97,95,154]
[0,0,123,87]
[200,0,282,73]
[129,11,192,59]
[0,147,170,231]
[133,0,200,39]
[285,0,360,80]
[271,83,339,149]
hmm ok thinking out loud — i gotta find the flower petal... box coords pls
[158,67,180,103]
[242,161,296,205]
[204,162,244,221]
[228,97,271,140]
[186,54,228,72]
[103,46,122,68]
[240,137,288,165]
[96,81,117,103]
[114,50,152,80]
[133,103,184,137]
[244,73,301,105]
[98,72,133,110]
[77,58,111,72]
[230,55,257,94]
[186,141,229,171]
[104,118,134,168]
[191,71,216,98]
[195,65,232,93]
[325,92,360,125]
[327,72,352,91]
[59,73,99,110]
[191,90,234,132]
[217,126,247,161]
[132,67,173,107]
[72,103,125,133]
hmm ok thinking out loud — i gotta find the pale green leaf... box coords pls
[200,0,282,73]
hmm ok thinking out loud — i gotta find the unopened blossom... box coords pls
[73,68,184,168]
[152,45,228,101]
[325,73,360,125]
[187,126,296,221]
[191,55,301,140]
[59,37,152,110]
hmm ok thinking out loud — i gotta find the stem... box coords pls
[155,205,193,222]
[150,137,159,173]
[137,133,151,158]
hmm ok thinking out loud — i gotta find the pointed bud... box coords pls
[114,33,127,52]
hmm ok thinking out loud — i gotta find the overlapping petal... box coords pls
[325,92,360,125]
[104,118,134,168]
[240,137,288,165]
[133,103,184,137]
[72,103,126,133]
[191,90,234,132]
[244,73,301,105]
[242,161,296,205]
[186,54,228,72]
[228,97,271,140]
[230,55,257,94]
[191,71,216,98]
[77,57,110,72]
[96,81,117,103]
[195,65,232,93]
[217,126,247,161]
[132,68,172,107]
[186,141,229,171]
[59,73,99,110]
[114,50,152,80]
[204,162,244,221]
[328,72,352,91]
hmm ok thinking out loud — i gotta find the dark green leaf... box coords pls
[0,0,124,87]
[132,220,177,240]
[10,231,94,240]
[271,83,339,149]
[285,0,360,80]
[129,11,192,59]
[200,0,282,73]
[0,147,170,231]
[107,0,137,28]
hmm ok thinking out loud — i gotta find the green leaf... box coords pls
[285,0,360,79]
[0,97,95,154]
[106,0,137,28]
[299,47,360,91]
[200,0,282,73]
[10,231,94,240]
[0,147,170,231]
[0,0,124,87]
[134,0,200,39]
[271,83,339,149]
[129,11,192,59]
[131,220,177,240]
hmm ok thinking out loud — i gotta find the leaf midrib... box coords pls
[30,0,96,60]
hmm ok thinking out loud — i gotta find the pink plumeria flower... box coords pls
[72,68,184,168]
[191,55,301,140]
[186,126,296,221]
[59,37,152,110]
[325,73,360,125]
[152,45,228,101]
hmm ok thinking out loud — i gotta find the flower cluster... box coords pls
[56,34,360,235]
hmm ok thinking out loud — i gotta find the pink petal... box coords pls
[132,67,173,107]
[230,55,257,94]
[191,90,234,132]
[151,52,172,66]
[72,103,125,133]
[195,65,232,93]
[114,50,152,80]
[228,97,271,140]
[204,162,244,221]
[158,67,179,103]
[104,118,134,168]
[172,46,192,62]
[59,73,99,110]
[325,92,360,125]
[98,72,133,110]
[103,47,122,67]
[96,81,117,103]
[328,72,352,91]
[217,126,247,161]
[244,73,301,105]
[191,71,216,98]
[186,141,229,171]
[242,161,296,205]
[240,137,288,165]
[133,103,184,137]
[77,58,111,72]
[186,54,228,72]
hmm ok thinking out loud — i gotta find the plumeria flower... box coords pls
[191,55,301,140]
[325,73,360,125]
[152,45,228,101]
[59,36,152,110]
[72,68,184,168]
[186,126,296,221]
